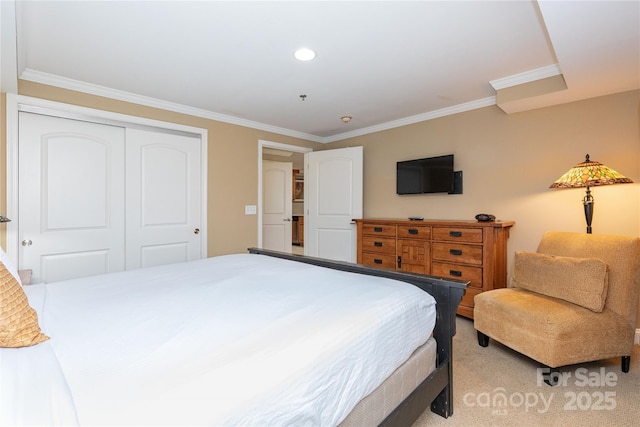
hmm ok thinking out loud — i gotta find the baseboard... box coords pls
[635,328,640,345]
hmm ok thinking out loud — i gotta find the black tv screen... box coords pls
[397,154,454,194]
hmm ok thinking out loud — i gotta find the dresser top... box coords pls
[354,218,515,228]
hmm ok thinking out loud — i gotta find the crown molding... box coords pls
[489,64,562,91]
[321,96,497,143]
[19,68,325,143]
[20,68,499,144]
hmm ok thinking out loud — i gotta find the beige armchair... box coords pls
[474,231,640,382]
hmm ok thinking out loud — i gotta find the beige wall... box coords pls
[326,89,640,328]
[3,84,640,328]
[327,90,639,243]
[6,81,322,256]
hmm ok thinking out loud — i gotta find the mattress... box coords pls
[0,253,437,426]
[340,337,437,426]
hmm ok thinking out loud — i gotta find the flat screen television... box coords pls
[397,154,454,194]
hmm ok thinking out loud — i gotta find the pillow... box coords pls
[510,251,609,312]
[0,261,49,347]
[0,247,22,285]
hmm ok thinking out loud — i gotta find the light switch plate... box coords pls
[245,205,257,215]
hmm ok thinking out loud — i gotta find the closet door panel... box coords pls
[125,128,202,269]
[18,112,126,283]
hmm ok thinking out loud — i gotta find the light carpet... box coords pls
[413,316,640,427]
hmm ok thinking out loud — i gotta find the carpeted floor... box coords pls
[413,316,640,427]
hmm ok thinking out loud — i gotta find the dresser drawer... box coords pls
[432,227,483,243]
[432,242,483,265]
[362,252,397,269]
[361,236,396,255]
[432,262,482,288]
[362,223,396,237]
[397,225,431,239]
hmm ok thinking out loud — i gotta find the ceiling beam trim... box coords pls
[489,64,562,91]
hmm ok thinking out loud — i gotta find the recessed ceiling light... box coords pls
[294,48,316,61]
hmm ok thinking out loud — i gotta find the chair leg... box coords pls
[541,365,562,386]
[622,356,630,373]
[477,331,489,347]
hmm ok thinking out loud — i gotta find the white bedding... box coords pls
[1,253,436,426]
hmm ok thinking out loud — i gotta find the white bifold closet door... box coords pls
[125,128,202,270]
[18,112,202,284]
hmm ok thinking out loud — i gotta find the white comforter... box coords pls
[0,253,436,426]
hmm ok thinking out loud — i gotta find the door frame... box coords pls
[4,93,209,264]
[257,140,312,249]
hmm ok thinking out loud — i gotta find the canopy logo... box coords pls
[536,367,618,387]
[463,367,618,415]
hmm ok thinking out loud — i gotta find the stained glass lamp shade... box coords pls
[550,154,633,233]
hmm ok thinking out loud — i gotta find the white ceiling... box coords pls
[3,1,639,143]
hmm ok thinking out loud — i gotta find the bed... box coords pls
[0,247,466,426]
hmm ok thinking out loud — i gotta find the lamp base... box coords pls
[583,187,593,234]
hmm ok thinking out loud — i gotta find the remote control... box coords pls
[408,216,424,221]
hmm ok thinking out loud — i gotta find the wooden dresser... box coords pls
[355,219,515,318]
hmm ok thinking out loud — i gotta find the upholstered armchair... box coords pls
[474,231,640,381]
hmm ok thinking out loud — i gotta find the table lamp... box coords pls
[550,154,633,234]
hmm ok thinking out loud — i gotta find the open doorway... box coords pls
[291,167,304,254]
[258,140,312,254]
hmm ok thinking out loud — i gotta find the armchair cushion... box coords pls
[510,251,609,312]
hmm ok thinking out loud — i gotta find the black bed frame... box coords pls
[248,248,467,426]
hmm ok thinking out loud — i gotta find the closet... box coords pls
[18,111,203,284]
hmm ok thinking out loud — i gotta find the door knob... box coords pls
[22,239,33,247]
[194,228,200,234]
[283,218,291,222]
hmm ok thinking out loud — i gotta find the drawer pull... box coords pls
[374,259,383,264]
[450,249,463,256]
[449,231,462,237]
[397,256,402,268]
[408,228,419,235]
[374,241,383,247]
[374,227,383,232]
[449,270,463,277]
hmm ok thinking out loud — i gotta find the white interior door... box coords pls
[18,112,126,283]
[262,160,292,252]
[125,128,202,269]
[305,146,363,262]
